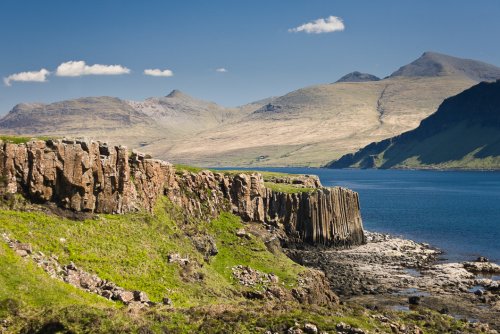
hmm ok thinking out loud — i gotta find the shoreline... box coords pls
[285,230,500,330]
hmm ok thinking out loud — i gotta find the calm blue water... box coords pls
[222,168,500,263]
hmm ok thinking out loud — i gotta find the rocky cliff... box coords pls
[0,139,364,247]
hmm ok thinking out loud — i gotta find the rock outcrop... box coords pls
[170,171,364,247]
[0,139,364,247]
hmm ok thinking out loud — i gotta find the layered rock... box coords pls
[0,139,364,247]
[169,171,364,247]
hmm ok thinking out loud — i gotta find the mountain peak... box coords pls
[336,71,380,83]
[166,89,189,98]
[390,51,500,81]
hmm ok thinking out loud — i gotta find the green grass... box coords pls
[207,212,304,287]
[0,135,54,144]
[0,196,488,333]
[174,164,205,174]
[0,198,304,308]
[0,242,114,311]
[264,182,315,194]
[218,169,300,180]
[0,201,222,307]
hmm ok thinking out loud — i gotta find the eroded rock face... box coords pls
[0,139,364,247]
[170,171,364,247]
[0,139,136,213]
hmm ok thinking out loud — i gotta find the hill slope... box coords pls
[141,52,500,166]
[390,52,500,81]
[0,91,253,149]
[1,52,500,166]
[327,80,500,169]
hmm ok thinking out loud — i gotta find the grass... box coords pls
[206,212,304,287]
[217,169,300,180]
[264,182,315,194]
[0,135,54,144]
[174,164,205,174]
[0,196,488,333]
[0,197,304,307]
[175,165,317,194]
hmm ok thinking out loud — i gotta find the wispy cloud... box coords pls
[55,60,130,77]
[215,68,228,73]
[144,68,174,77]
[3,68,50,86]
[289,16,345,34]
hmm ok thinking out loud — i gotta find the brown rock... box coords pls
[1,139,365,248]
[115,290,135,303]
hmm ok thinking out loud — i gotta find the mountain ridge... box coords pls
[1,51,500,166]
[389,51,500,81]
[327,80,500,169]
[336,71,380,83]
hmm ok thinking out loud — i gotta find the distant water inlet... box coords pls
[222,168,500,263]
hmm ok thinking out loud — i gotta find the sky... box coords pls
[1,0,499,114]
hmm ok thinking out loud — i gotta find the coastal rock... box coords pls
[169,170,364,247]
[463,261,500,274]
[0,139,364,247]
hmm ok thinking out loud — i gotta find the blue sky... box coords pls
[1,0,499,114]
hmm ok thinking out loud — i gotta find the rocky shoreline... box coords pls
[286,231,500,331]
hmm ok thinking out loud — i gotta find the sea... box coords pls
[221,168,500,263]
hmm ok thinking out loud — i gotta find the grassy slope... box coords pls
[0,199,303,307]
[0,196,483,333]
[362,123,500,169]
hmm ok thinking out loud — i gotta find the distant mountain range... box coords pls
[1,51,500,167]
[327,80,500,169]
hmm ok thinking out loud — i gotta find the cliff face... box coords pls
[0,139,364,247]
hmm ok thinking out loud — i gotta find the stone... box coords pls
[287,327,303,334]
[191,235,218,260]
[476,256,489,262]
[167,253,189,266]
[100,290,113,299]
[15,249,29,257]
[236,228,250,239]
[115,290,134,303]
[162,297,173,306]
[0,139,365,248]
[408,296,421,305]
[304,323,318,334]
[133,290,150,303]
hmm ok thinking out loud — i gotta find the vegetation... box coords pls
[174,164,205,174]
[264,182,314,194]
[0,135,53,144]
[0,196,488,333]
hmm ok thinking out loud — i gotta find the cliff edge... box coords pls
[0,138,364,247]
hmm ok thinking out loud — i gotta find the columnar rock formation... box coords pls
[0,139,364,247]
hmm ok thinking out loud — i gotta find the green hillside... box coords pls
[328,80,500,169]
[0,194,477,333]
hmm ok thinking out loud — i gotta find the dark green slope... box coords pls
[327,80,500,169]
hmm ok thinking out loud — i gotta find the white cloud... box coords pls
[3,68,50,86]
[55,60,130,77]
[288,16,345,34]
[215,68,228,73]
[144,68,174,77]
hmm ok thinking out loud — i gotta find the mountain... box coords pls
[336,71,380,82]
[390,52,500,81]
[143,52,500,166]
[0,96,166,147]
[126,90,247,137]
[0,90,254,149]
[327,80,500,169]
[1,52,500,166]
